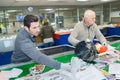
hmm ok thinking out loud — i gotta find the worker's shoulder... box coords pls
[75,21,83,25]
[74,21,83,28]
[76,21,81,24]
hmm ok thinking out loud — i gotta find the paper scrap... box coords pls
[5,68,23,78]
[109,63,120,74]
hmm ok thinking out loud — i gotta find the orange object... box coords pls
[99,45,107,53]
[95,43,107,53]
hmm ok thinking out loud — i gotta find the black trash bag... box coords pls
[75,41,98,62]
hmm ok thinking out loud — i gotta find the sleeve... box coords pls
[94,24,107,44]
[20,38,61,69]
[68,23,80,46]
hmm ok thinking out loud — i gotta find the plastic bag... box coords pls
[75,40,98,62]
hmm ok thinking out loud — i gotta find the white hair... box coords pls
[84,9,95,18]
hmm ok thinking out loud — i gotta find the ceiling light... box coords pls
[45,9,53,11]
[7,10,17,13]
[48,0,65,1]
[48,0,59,1]
[77,0,89,1]
[101,0,110,1]
[16,0,29,1]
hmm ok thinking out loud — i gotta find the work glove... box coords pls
[60,63,71,72]
[102,42,108,46]
[85,39,91,42]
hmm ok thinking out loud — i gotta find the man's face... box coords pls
[85,13,96,26]
[25,21,40,36]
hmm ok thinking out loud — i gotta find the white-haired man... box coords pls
[68,9,114,50]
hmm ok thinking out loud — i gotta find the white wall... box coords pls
[110,11,120,17]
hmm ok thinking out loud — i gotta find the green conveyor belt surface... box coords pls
[6,53,76,80]
[111,41,120,51]
[2,42,120,80]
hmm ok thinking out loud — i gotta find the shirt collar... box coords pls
[82,21,93,28]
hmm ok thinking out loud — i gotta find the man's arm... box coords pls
[94,25,107,44]
[68,23,81,46]
[20,38,61,69]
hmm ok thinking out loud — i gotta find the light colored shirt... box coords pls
[68,21,107,46]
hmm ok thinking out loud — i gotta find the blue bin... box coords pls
[107,27,120,36]
[0,51,13,65]
[54,34,71,45]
